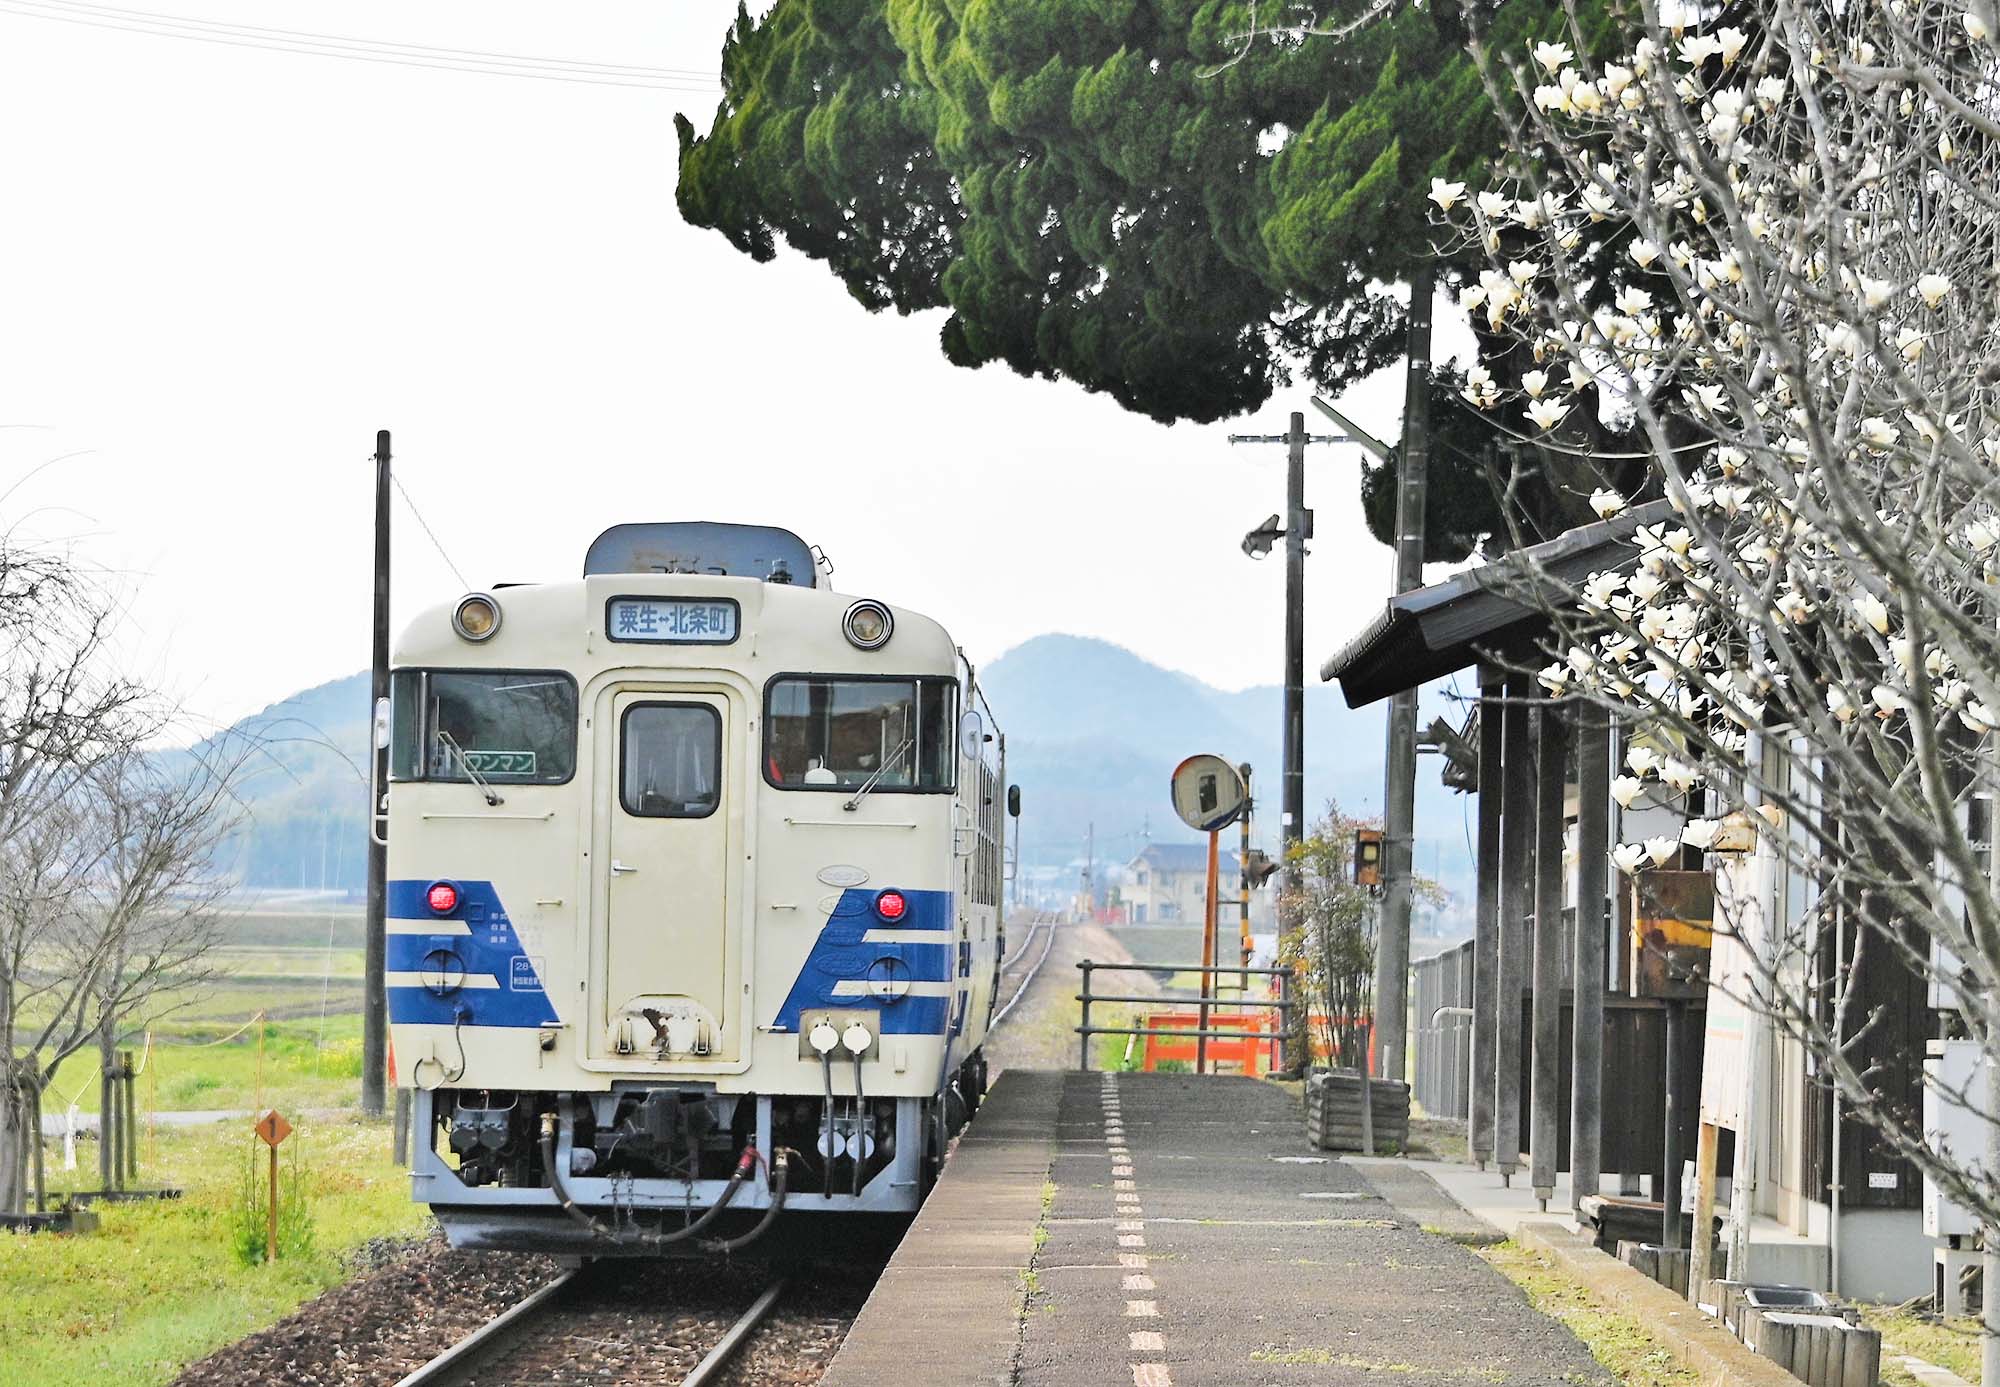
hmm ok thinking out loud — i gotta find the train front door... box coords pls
[599,689,732,1057]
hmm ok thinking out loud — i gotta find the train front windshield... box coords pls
[764,676,954,790]
[389,670,579,785]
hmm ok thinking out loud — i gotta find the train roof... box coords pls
[583,522,820,588]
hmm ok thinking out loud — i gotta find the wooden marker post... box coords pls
[254,1110,292,1264]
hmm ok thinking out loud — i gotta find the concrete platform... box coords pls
[823,1071,1615,1386]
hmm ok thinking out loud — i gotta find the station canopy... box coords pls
[1321,500,1674,708]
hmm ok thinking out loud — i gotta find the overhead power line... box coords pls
[1,0,726,92]
[390,472,471,592]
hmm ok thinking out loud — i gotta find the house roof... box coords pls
[1320,499,1676,708]
[1129,842,1241,874]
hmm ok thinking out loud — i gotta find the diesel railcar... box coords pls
[384,522,1012,1253]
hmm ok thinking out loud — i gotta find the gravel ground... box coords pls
[453,1259,876,1386]
[171,1236,880,1387]
[171,1232,561,1387]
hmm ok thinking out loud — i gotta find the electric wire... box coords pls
[0,0,725,91]
[391,473,472,591]
[13,0,721,77]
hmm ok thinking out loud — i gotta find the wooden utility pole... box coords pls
[1375,261,1435,1085]
[362,431,391,1118]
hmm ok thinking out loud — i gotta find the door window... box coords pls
[620,703,721,818]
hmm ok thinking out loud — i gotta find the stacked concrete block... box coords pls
[1616,1240,1692,1297]
[1304,1069,1411,1152]
[1740,1311,1880,1387]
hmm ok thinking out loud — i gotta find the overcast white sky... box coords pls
[0,0,1450,735]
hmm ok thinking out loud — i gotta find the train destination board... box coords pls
[607,597,740,644]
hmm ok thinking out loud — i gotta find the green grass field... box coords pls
[5,907,430,1387]
[1,1114,430,1387]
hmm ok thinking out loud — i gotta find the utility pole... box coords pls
[1315,269,1435,1083]
[1231,414,1342,893]
[362,430,391,1118]
[1375,263,1434,1084]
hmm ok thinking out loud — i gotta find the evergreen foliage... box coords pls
[677,0,1583,558]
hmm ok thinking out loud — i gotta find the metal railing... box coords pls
[1075,960,1296,1074]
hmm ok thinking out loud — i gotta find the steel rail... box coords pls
[391,1267,580,1387]
[999,911,1051,972]
[990,914,1061,1030]
[678,1276,790,1387]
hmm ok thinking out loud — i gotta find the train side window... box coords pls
[388,669,577,785]
[620,703,721,818]
[763,676,955,792]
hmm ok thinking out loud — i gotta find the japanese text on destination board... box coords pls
[608,599,738,643]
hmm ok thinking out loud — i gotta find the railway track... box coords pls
[991,910,1061,1029]
[393,1261,793,1387]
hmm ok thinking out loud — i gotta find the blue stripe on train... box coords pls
[772,888,955,1036]
[386,878,559,1028]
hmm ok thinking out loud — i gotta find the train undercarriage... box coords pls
[414,1055,986,1255]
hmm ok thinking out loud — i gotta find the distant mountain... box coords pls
[982,635,1474,936]
[213,636,1476,937]
[212,672,373,893]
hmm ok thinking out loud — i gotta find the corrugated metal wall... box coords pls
[1412,941,1474,1119]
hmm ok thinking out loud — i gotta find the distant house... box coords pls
[1126,842,1244,925]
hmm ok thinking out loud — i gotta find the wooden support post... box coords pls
[1531,705,1566,1207]
[1663,999,1687,1249]
[98,1067,113,1191]
[121,1049,137,1186]
[1495,671,1537,1182]
[29,1076,46,1213]
[1571,704,1609,1210]
[1690,1120,1721,1290]
[1471,663,1504,1169]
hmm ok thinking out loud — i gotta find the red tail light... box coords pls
[426,881,460,915]
[874,889,908,922]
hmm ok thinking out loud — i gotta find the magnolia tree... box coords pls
[1419,0,2000,1272]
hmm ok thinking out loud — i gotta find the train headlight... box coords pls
[451,592,502,642]
[842,599,893,650]
[873,889,908,923]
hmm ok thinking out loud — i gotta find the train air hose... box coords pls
[539,1114,761,1249]
[704,1149,789,1255]
[851,1053,866,1198]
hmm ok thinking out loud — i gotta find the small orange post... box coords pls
[253,1109,292,1264]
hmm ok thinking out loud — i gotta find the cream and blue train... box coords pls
[385,522,1012,1253]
